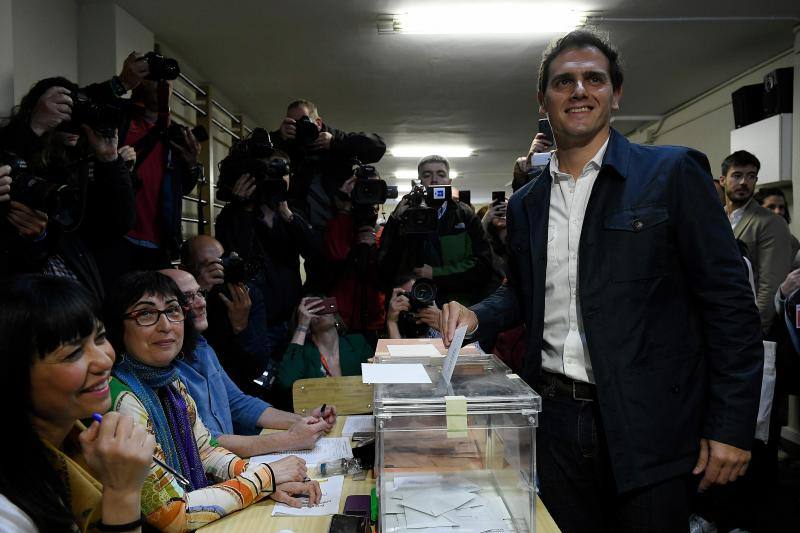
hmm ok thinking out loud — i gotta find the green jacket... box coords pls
[277,334,373,394]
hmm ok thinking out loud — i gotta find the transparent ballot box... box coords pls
[374,355,541,532]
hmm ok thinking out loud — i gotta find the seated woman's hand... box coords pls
[284,416,328,449]
[270,480,322,507]
[79,411,155,493]
[267,456,307,484]
[310,404,337,428]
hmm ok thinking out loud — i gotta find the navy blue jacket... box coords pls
[473,129,763,492]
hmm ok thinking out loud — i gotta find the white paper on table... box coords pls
[249,437,352,465]
[392,474,480,493]
[401,488,476,517]
[271,475,344,517]
[341,415,374,436]
[442,325,467,383]
[361,363,431,384]
[386,343,442,357]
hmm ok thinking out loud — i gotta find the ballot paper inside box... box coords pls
[374,354,541,532]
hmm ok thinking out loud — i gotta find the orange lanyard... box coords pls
[320,353,332,377]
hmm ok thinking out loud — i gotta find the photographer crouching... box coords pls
[0,76,135,300]
[378,155,493,308]
[323,163,397,344]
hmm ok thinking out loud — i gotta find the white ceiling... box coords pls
[114,0,799,203]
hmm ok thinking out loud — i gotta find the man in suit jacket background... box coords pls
[441,30,763,532]
[719,150,792,333]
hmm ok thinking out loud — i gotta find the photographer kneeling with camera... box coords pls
[378,155,493,308]
[0,76,135,300]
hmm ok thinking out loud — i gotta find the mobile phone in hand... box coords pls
[538,117,554,144]
[318,297,338,315]
[491,191,506,205]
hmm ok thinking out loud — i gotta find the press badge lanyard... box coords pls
[320,353,332,377]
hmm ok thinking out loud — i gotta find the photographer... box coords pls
[180,234,285,399]
[378,155,493,307]
[0,77,135,300]
[271,100,385,289]
[386,274,442,339]
[215,134,319,369]
[323,165,390,342]
[88,52,204,289]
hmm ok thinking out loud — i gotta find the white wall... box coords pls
[11,0,78,99]
[626,50,795,177]
[0,0,14,114]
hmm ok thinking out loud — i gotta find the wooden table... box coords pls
[200,417,561,532]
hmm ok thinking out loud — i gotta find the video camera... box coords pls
[397,182,438,235]
[350,162,398,206]
[60,91,122,138]
[168,123,208,147]
[217,128,289,203]
[144,52,180,81]
[0,151,81,229]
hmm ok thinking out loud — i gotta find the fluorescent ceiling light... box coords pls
[390,145,474,158]
[395,182,413,193]
[379,4,587,35]
[394,169,459,180]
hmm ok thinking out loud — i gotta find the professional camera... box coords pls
[397,183,437,235]
[350,163,398,206]
[144,51,180,81]
[221,252,263,285]
[217,128,289,202]
[168,123,209,147]
[425,184,452,205]
[400,278,437,311]
[60,91,122,138]
[0,151,81,228]
[294,115,319,146]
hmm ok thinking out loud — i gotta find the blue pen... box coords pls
[92,413,192,490]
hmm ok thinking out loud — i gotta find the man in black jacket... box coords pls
[441,30,763,531]
[271,99,385,291]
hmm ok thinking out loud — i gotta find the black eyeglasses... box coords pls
[123,306,186,327]
[182,288,208,304]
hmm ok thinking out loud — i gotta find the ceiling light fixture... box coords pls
[389,145,475,158]
[394,169,459,180]
[377,4,588,35]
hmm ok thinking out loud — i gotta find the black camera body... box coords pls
[294,115,319,146]
[221,252,263,285]
[60,91,122,138]
[217,128,289,203]
[425,184,451,205]
[398,183,437,235]
[350,163,398,206]
[145,52,180,81]
[168,123,208,147]
[0,151,80,228]
[401,277,437,311]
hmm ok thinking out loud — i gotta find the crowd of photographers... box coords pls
[0,51,527,412]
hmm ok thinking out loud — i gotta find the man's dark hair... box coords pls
[288,99,318,120]
[538,29,624,94]
[754,187,790,223]
[721,150,761,177]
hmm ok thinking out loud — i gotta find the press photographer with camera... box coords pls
[271,100,386,288]
[0,76,136,300]
[378,154,493,307]
[87,51,205,289]
[386,274,443,339]
[216,130,319,369]
[322,163,398,341]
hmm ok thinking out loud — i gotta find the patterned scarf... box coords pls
[113,355,208,490]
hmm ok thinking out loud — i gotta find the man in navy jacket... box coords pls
[442,30,763,531]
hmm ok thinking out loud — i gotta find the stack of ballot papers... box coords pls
[248,437,353,465]
[384,475,515,532]
[271,475,344,517]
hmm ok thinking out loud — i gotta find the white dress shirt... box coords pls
[541,138,609,384]
[728,199,751,230]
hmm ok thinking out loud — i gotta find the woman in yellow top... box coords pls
[105,271,318,532]
[0,275,154,532]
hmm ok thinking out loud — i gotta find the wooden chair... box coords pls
[292,376,374,416]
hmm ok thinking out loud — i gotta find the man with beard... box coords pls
[719,150,792,333]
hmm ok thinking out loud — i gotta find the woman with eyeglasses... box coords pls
[105,271,319,532]
[0,275,154,532]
